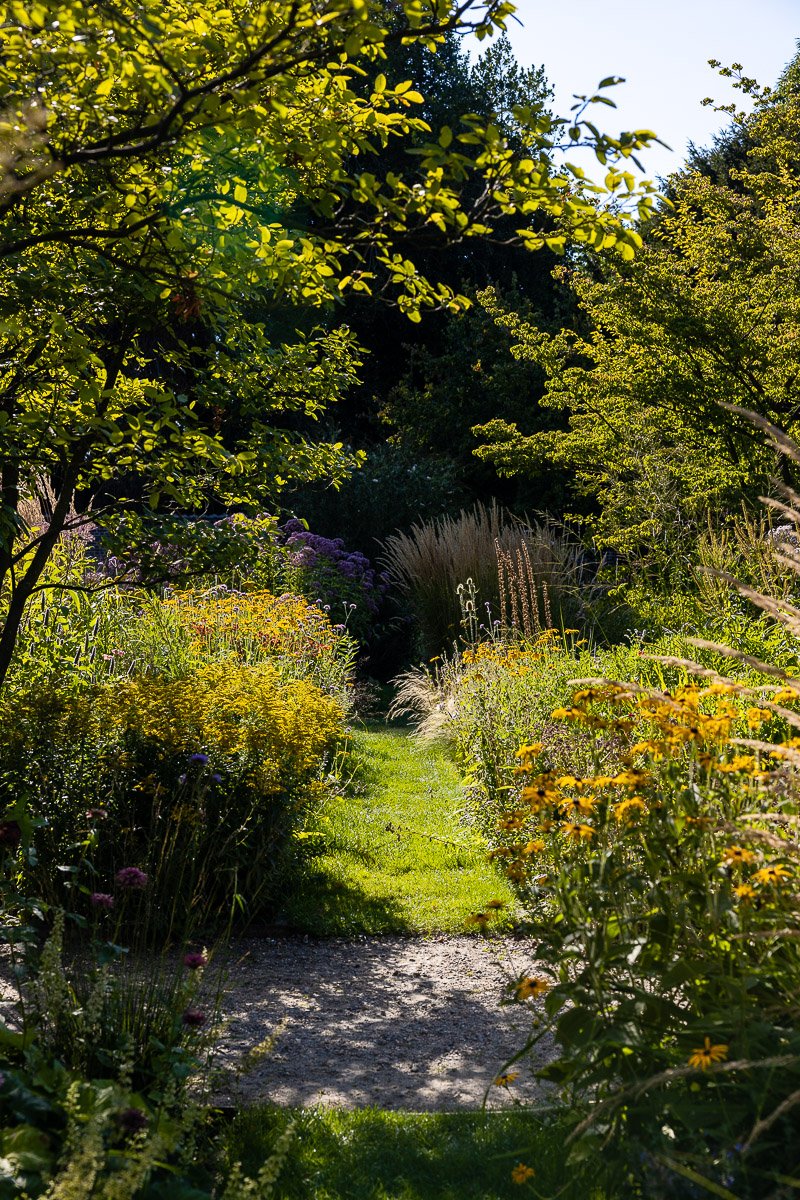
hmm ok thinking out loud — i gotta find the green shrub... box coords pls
[287,443,468,555]
[498,677,800,1197]
[0,826,290,1199]
[413,623,800,1193]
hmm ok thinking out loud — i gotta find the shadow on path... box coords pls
[214,935,553,1110]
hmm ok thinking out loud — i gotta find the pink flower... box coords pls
[182,1008,206,1028]
[115,867,148,889]
[90,892,114,910]
[183,952,207,970]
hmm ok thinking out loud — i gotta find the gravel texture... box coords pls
[213,935,554,1110]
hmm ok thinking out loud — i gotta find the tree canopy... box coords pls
[0,0,660,686]
[474,53,800,559]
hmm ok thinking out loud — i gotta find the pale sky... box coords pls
[502,0,799,182]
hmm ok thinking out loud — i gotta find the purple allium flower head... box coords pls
[188,753,209,765]
[90,892,115,910]
[211,773,223,783]
[0,820,21,847]
[115,866,148,889]
[86,807,108,821]
[117,1107,149,1135]
[183,951,208,970]
[182,1008,206,1028]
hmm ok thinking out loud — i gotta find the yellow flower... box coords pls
[561,822,594,842]
[613,796,647,822]
[559,793,598,817]
[522,839,545,855]
[629,738,668,758]
[714,755,756,774]
[516,743,543,758]
[747,707,773,730]
[688,1037,729,1070]
[753,864,792,887]
[511,1163,536,1185]
[733,883,756,903]
[494,1072,519,1088]
[720,845,756,868]
[467,912,491,929]
[555,774,583,789]
[612,768,650,789]
[515,976,549,1001]
[521,784,559,812]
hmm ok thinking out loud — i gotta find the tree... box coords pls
[379,280,573,513]
[312,31,567,514]
[474,53,800,563]
[0,0,658,689]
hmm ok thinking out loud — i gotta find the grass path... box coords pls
[281,723,514,936]
[221,1108,614,1200]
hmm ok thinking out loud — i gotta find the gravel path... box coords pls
[214,935,554,1111]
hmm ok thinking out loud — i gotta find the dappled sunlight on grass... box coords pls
[282,726,515,935]
[222,1108,617,1200]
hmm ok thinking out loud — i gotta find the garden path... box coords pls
[215,723,553,1110]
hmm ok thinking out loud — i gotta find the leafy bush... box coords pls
[161,589,356,700]
[412,621,800,1192]
[0,821,292,1199]
[499,678,800,1197]
[0,662,345,934]
[286,443,468,555]
[279,520,388,647]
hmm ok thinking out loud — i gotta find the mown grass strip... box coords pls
[281,725,515,935]
[221,1107,617,1200]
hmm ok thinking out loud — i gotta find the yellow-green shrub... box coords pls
[1,664,345,934]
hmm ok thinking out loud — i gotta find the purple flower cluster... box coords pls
[281,520,388,620]
[115,866,149,889]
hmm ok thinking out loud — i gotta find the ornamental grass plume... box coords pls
[381,501,587,658]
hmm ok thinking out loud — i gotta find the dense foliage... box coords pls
[0,0,657,691]
[474,56,800,567]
